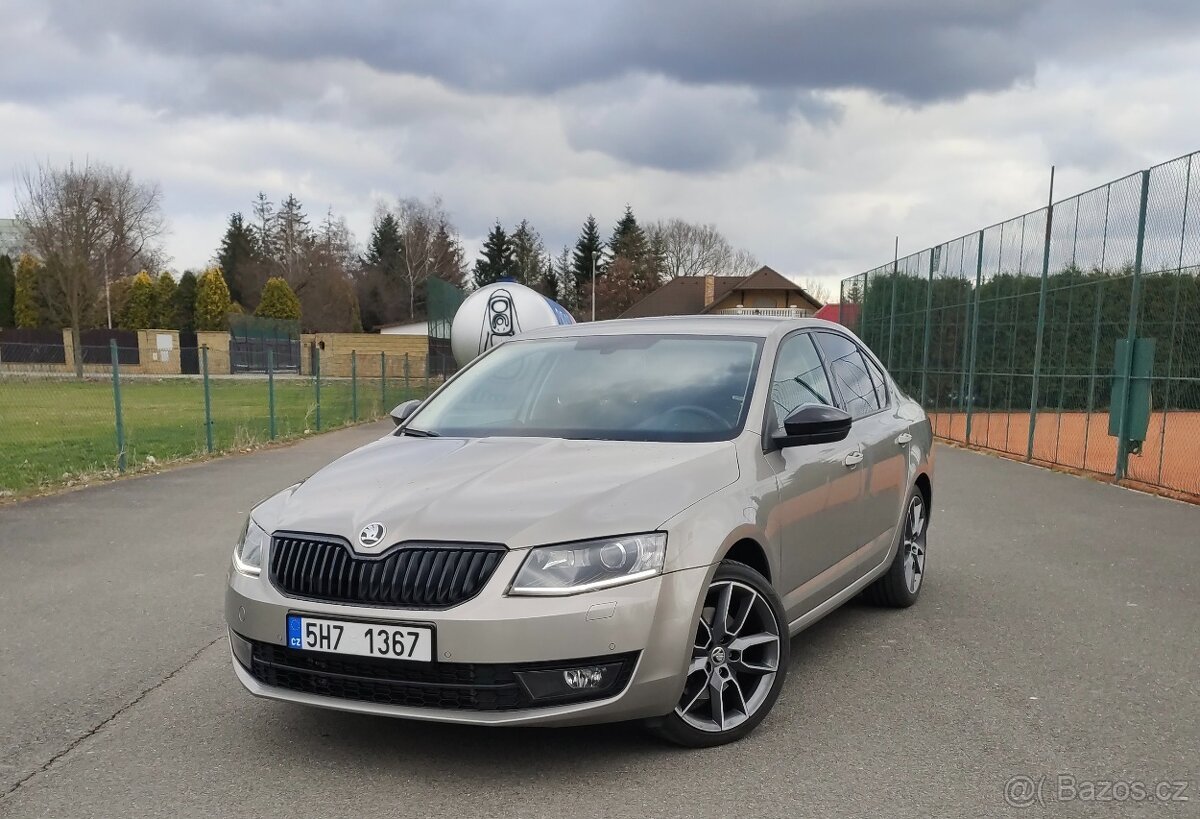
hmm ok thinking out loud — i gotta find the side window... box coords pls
[770,333,833,424]
[816,332,881,419]
[862,352,889,408]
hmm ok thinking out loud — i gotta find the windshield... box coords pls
[406,334,763,442]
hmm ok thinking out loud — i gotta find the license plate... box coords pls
[286,614,433,662]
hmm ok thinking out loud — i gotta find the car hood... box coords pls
[259,434,740,549]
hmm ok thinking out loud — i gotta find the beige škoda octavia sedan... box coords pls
[226,316,933,746]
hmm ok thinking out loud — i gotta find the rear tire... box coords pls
[863,488,928,608]
[647,560,789,748]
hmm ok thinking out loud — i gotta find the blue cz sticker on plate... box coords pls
[286,615,303,648]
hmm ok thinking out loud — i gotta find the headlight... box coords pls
[233,517,269,577]
[509,533,666,596]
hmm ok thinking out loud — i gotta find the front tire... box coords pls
[648,560,789,748]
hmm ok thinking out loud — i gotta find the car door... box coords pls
[814,331,905,557]
[762,332,872,613]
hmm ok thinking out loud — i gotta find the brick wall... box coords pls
[136,330,181,374]
[301,332,427,377]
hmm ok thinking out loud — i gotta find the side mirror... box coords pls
[390,399,422,428]
[774,404,852,447]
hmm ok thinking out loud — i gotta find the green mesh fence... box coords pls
[0,343,437,498]
[840,150,1200,501]
[427,276,466,376]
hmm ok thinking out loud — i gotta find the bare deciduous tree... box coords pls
[393,196,467,318]
[802,278,832,305]
[646,219,759,280]
[300,210,361,332]
[16,160,166,376]
[726,247,760,279]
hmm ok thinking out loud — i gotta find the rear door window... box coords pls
[815,332,882,419]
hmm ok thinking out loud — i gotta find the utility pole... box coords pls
[103,250,112,330]
[93,196,113,329]
[591,250,601,321]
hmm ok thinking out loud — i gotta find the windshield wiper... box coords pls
[399,427,439,438]
[792,375,830,406]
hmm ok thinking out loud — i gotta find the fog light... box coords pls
[513,659,627,702]
[229,629,253,668]
[563,667,605,689]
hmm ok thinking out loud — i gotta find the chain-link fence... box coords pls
[841,150,1200,502]
[0,342,444,497]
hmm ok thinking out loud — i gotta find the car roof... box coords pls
[515,314,849,342]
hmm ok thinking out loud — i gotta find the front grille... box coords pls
[244,639,638,712]
[269,534,504,609]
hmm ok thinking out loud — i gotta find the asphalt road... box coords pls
[1,429,1197,818]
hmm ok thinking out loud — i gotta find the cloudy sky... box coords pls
[3,0,1200,293]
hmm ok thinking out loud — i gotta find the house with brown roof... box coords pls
[618,265,823,319]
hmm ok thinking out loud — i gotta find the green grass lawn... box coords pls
[0,374,430,496]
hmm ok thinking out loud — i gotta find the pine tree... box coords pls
[194,267,232,330]
[364,212,404,275]
[273,194,312,285]
[610,205,646,257]
[553,245,573,310]
[255,276,302,320]
[510,220,545,286]
[536,254,560,302]
[358,213,404,331]
[174,270,198,332]
[364,213,402,304]
[216,212,259,306]
[0,255,14,327]
[120,271,157,329]
[251,192,276,263]
[153,272,177,328]
[646,226,668,292]
[13,254,43,328]
[431,220,468,289]
[609,205,657,297]
[570,216,605,314]
[472,221,514,288]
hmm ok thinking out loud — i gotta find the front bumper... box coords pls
[225,551,710,727]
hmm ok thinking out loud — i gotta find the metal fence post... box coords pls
[314,347,322,431]
[351,350,358,422]
[887,237,899,369]
[267,347,277,441]
[380,351,387,413]
[424,357,430,393]
[1082,184,1112,470]
[109,340,126,472]
[1115,169,1151,480]
[919,248,937,407]
[404,353,410,392]
[1156,155,1191,485]
[964,234,985,444]
[201,345,214,453]
[1027,167,1056,461]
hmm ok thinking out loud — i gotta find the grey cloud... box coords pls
[16,0,1200,174]
[562,77,795,171]
[32,0,1200,103]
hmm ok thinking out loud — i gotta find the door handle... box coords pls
[896,432,912,446]
[843,450,864,468]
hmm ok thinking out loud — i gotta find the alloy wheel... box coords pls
[902,495,927,594]
[674,579,781,733]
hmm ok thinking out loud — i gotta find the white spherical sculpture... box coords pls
[450,281,575,366]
